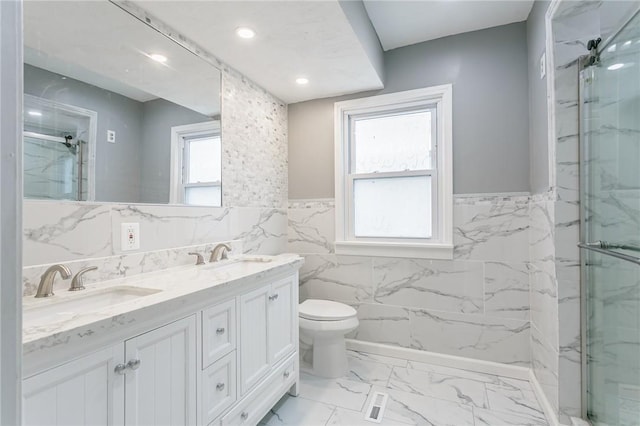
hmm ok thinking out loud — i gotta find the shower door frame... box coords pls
[24,94,97,201]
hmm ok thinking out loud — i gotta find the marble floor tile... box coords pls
[326,407,412,426]
[298,373,371,411]
[346,355,394,386]
[347,350,409,367]
[387,366,489,408]
[406,360,533,392]
[373,385,475,425]
[486,384,547,422]
[259,396,335,426]
[473,407,549,426]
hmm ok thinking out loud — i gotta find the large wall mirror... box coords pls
[23,1,222,206]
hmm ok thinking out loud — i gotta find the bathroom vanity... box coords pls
[22,255,303,426]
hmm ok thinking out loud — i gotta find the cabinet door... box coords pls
[124,315,197,426]
[239,284,270,395]
[23,344,124,426]
[268,275,296,364]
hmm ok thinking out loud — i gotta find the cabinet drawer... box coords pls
[221,355,296,426]
[202,299,236,369]
[202,351,236,426]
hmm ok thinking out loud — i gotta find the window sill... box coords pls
[334,241,454,259]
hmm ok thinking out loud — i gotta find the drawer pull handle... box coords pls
[241,412,249,421]
[216,327,225,334]
[114,364,127,375]
[127,359,141,371]
[216,382,225,391]
[268,294,279,301]
[283,371,290,378]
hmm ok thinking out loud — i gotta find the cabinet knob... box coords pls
[127,359,141,371]
[268,293,279,301]
[114,364,127,375]
[216,327,225,334]
[216,382,225,391]
[240,412,249,421]
[283,371,290,378]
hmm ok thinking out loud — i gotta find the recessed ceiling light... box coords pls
[149,53,168,63]
[607,63,625,70]
[295,77,309,85]
[624,40,632,47]
[608,44,617,52]
[236,27,256,39]
[28,110,42,117]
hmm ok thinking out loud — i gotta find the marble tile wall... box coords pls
[289,194,532,366]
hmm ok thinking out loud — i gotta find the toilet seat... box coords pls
[299,299,356,321]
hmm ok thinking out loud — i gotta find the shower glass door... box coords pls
[581,11,640,425]
[23,133,79,200]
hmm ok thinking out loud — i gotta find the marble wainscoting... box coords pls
[288,194,532,367]
[23,200,287,266]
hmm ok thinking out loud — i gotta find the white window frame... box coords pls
[169,121,221,205]
[334,85,453,259]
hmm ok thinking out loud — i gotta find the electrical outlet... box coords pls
[540,51,546,79]
[121,223,140,251]
[107,130,116,143]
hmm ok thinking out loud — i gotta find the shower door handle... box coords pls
[578,242,640,266]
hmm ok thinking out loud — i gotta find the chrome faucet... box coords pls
[209,243,231,262]
[35,264,72,298]
[188,252,206,265]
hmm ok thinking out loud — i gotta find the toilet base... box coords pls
[311,335,348,378]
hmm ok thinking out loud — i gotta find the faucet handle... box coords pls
[70,266,98,291]
[188,252,205,265]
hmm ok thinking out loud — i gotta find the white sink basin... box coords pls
[24,286,161,327]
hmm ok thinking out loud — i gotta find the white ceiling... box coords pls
[363,0,534,51]
[131,1,385,104]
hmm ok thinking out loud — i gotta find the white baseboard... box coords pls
[345,339,530,381]
[529,369,562,426]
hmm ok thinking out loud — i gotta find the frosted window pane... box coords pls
[187,136,221,183]
[185,186,221,206]
[354,111,432,173]
[354,176,432,238]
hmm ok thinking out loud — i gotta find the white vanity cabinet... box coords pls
[23,345,124,426]
[239,274,296,396]
[23,269,300,426]
[23,315,197,426]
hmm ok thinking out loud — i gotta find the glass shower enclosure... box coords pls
[580,10,640,425]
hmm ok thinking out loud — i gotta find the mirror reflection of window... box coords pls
[182,133,222,206]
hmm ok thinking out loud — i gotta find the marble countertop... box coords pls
[23,254,304,362]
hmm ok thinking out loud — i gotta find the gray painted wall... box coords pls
[289,22,530,198]
[527,0,550,194]
[140,98,211,203]
[24,64,143,202]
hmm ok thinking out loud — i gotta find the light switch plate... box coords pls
[121,223,140,251]
[540,52,546,79]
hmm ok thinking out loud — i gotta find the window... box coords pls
[170,122,221,206]
[334,85,453,259]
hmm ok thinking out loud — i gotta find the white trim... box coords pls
[545,0,561,192]
[345,340,530,381]
[335,241,453,259]
[334,85,453,259]
[529,369,563,426]
[169,121,221,205]
[24,94,98,201]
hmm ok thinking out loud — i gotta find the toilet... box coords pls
[298,299,359,378]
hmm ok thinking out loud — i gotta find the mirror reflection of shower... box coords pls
[23,95,96,201]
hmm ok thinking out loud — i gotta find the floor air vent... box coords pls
[364,391,388,423]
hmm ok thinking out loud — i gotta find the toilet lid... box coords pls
[299,299,357,321]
